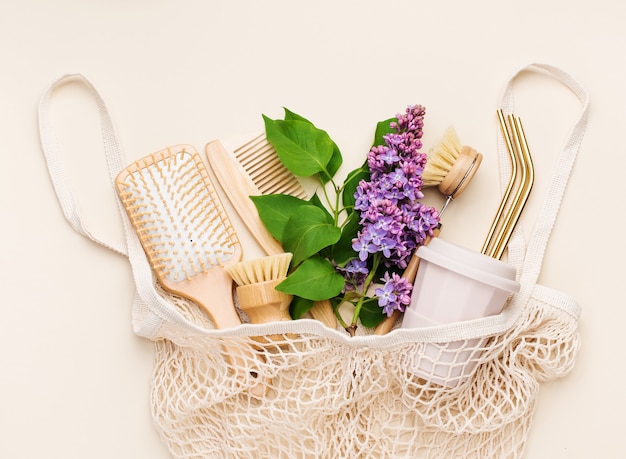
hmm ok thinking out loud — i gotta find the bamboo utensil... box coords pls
[205,136,338,329]
[224,252,294,326]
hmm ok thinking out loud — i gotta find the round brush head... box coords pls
[224,253,294,326]
[423,126,482,200]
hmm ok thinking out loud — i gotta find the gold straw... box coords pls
[489,115,534,259]
[481,110,520,257]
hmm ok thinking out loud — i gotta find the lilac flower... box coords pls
[350,104,440,316]
[338,259,369,292]
[375,272,413,316]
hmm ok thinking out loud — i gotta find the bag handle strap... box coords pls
[38,73,220,338]
[38,73,128,256]
[497,63,589,287]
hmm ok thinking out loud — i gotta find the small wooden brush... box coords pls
[225,252,294,327]
[115,145,267,395]
[205,135,337,329]
[422,125,483,212]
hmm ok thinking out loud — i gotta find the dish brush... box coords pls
[422,125,483,212]
[224,252,294,327]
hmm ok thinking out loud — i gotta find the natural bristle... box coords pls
[116,147,240,283]
[423,125,463,187]
[225,252,293,286]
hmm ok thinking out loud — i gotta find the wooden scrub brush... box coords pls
[225,252,294,326]
[422,125,483,212]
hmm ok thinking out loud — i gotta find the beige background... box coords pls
[1,1,624,457]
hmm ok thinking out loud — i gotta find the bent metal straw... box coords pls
[482,111,534,259]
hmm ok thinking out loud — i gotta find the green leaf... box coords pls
[373,117,397,146]
[250,194,309,242]
[323,145,343,183]
[359,298,386,327]
[308,192,334,221]
[282,108,342,182]
[331,211,361,266]
[282,107,309,123]
[341,165,369,210]
[289,296,314,319]
[263,115,335,177]
[276,256,345,301]
[282,206,342,266]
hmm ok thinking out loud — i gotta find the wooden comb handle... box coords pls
[205,139,338,330]
[205,140,284,255]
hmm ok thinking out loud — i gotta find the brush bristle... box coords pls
[233,134,308,199]
[422,126,463,187]
[225,252,293,286]
[116,146,240,283]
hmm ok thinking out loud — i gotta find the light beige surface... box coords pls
[1,1,623,457]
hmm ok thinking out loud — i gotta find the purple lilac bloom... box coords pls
[352,104,440,272]
[375,272,413,316]
[338,259,369,292]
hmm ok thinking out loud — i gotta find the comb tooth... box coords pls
[234,135,269,162]
[257,168,299,194]
[240,146,281,180]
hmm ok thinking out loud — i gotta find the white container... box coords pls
[402,238,520,386]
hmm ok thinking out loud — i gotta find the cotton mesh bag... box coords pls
[38,62,587,459]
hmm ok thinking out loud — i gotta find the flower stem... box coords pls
[347,253,381,335]
[333,300,349,330]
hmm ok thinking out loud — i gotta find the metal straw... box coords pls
[481,110,534,259]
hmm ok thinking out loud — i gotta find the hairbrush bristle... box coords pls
[117,146,240,283]
[233,134,308,199]
[225,252,293,286]
[422,125,463,187]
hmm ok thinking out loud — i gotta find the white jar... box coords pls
[402,238,520,386]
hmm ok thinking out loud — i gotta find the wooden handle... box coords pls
[236,279,293,324]
[170,267,269,396]
[205,140,337,329]
[309,299,337,329]
[374,227,441,335]
[205,140,284,255]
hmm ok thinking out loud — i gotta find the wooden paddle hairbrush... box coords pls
[115,145,267,394]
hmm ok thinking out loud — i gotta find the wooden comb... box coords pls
[205,135,337,329]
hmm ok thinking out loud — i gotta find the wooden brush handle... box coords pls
[309,299,337,329]
[205,139,284,255]
[236,279,293,324]
[176,268,269,396]
[374,228,440,335]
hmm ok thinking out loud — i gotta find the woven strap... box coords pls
[38,74,129,256]
[38,73,210,338]
[498,63,589,292]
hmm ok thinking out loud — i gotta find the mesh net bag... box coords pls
[142,284,580,459]
[39,63,588,459]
